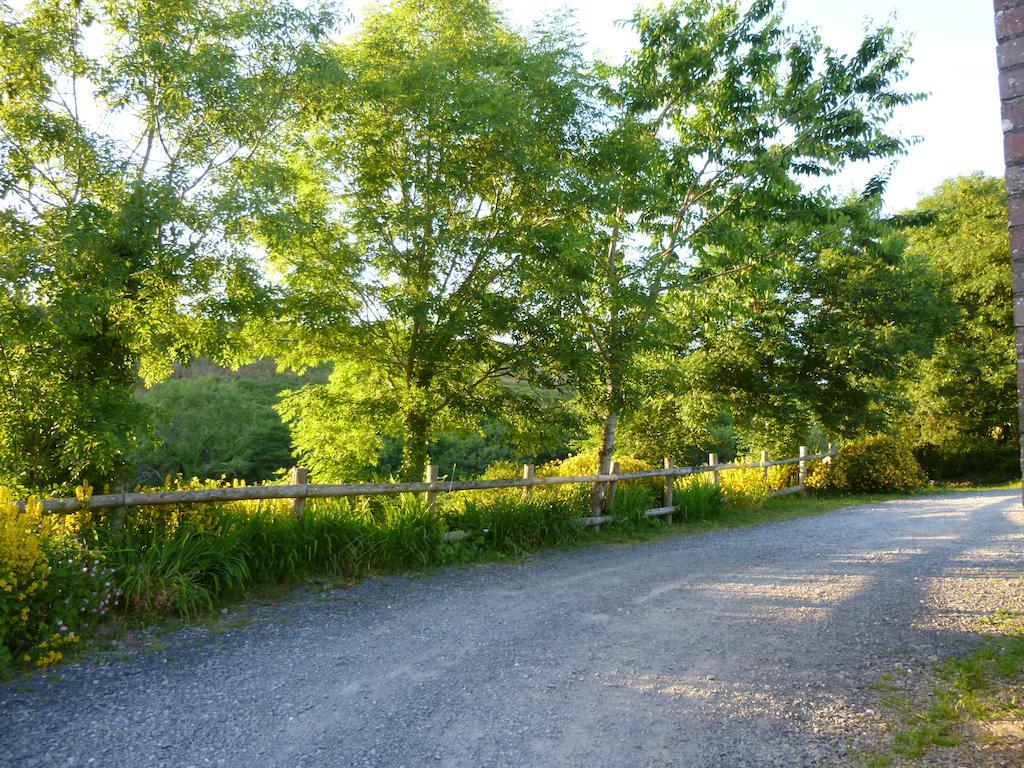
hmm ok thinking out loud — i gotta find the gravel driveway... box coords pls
[2,490,1023,768]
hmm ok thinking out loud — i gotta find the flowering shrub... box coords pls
[38,542,120,644]
[539,452,659,506]
[0,488,120,669]
[805,462,833,493]
[719,465,767,508]
[0,491,49,669]
[807,435,923,494]
[766,463,799,494]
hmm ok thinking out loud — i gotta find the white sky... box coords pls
[460,0,1004,213]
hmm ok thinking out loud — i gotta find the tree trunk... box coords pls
[590,399,617,516]
[400,408,431,482]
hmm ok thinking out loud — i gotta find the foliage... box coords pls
[615,399,739,468]
[899,175,1015,479]
[0,491,48,667]
[675,479,724,521]
[807,435,922,494]
[0,0,333,489]
[252,0,586,480]
[912,441,1020,485]
[530,0,918,515]
[135,374,301,484]
[660,196,945,454]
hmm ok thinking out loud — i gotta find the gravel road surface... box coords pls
[2,490,1023,768]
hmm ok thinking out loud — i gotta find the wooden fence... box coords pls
[22,447,837,533]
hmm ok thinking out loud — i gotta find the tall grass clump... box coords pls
[236,500,371,583]
[609,485,659,531]
[453,495,582,554]
[370,494,445,569]
[102,507,252,618]
[676,479,723,521]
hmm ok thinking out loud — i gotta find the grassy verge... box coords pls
[857,610,1024,767]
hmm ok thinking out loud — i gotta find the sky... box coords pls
[457,0,1004,213]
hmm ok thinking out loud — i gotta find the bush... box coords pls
[808,435,923,494]
[0,492,49,668]
[913,441,1019,484]
[0,491,119,669]
[766,463,799,494]
[719,465,766,508]
[37,506,120,638]
[539,452,660,508]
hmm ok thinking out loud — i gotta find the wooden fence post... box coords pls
[290,466,308,516]
[522,463,534,501]
[663,457,674,525]
[826,441,834,465]
[799,446,808,492]
[425,464,439,512]
[760,450,769,486]
[709,453,720,486]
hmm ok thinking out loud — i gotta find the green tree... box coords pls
[253,0,586,481]
[0,0,330,489]
[536,0,918,512]
[618,196,944,461]
[900,175,1016,479]
[134,375,301,484]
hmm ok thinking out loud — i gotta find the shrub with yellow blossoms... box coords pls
[0,489,49,668]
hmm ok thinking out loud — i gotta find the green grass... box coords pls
[862,610,1024,765]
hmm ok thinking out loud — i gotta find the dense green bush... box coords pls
[807,435,923,494]
[913,441,1019,484]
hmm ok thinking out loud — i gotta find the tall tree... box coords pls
[0,0,330,489]
[538,0,918,512]
[614,195,944,462]
[900,175,1015,469]
[253,0,586,481]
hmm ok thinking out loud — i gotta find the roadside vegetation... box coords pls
[859,610,1024,767]
[0,436,928,672]
[0,0,1018,696]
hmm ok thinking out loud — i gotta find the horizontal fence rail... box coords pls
[18,448,836,515]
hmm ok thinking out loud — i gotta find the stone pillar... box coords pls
[994,0,1024,501]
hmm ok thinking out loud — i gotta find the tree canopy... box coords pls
[3,0,1009,495]
[249,0,587,480]
[0,0,331,489]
